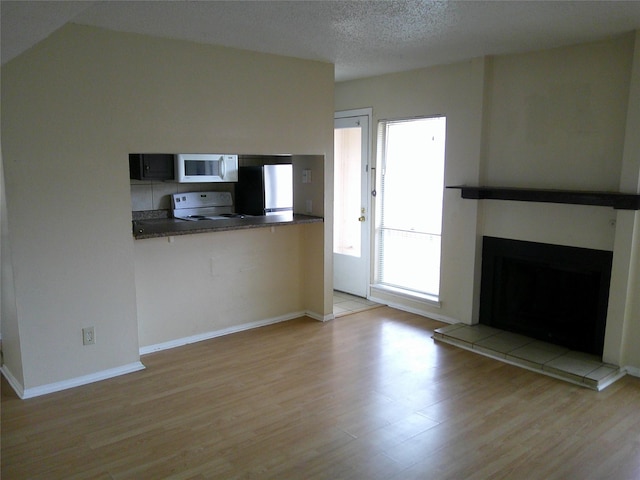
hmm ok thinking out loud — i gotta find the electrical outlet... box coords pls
[82,326,95,346]
[306,199,313,213]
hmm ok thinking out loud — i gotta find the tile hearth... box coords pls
[433,323,625,391]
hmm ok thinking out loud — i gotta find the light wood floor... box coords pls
[3,306,640,479]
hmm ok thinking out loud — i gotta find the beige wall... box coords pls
[617,32,640,372]
[293,155,328,317]
[1,24,334,394]
[480,35,633,250]
[336,58,487,324]
[1,148,25,388]
[135,226,304,348]
[623,216,640,370]
[335,33,640,370]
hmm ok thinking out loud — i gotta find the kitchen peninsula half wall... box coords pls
[131,153,327,354]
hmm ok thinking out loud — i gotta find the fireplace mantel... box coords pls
[447,186,640,210]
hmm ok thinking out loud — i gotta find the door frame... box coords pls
[334,107,373,298]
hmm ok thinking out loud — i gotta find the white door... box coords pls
[334,112,371,298]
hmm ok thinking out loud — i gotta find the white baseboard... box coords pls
[368,286,462,325]
[3,311,331,398]
[1,361,146,399]
[624,365,640,377]
[1,365,25,398]
[372,297,460,325]
[305,310,334,322]
[139,311,313,355]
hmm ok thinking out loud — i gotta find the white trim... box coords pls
[2,362,146,399]
[334,107,374,298]
[369,285,460,324]
[372,283,440,305]
[1,365,25,398]
[378,299,459,325]
[306,310,335,322]
[139,311,310,355]
[335,107,373,119]
[624,365,640,377]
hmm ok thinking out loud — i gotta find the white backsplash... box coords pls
[130,181,233,211]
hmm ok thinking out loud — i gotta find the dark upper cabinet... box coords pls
[129,154,175,180]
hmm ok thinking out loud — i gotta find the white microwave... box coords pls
[175,154,239,183]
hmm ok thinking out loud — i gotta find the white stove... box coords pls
[172,191,248,221]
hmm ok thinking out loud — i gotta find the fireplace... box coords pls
[479,237,613,356]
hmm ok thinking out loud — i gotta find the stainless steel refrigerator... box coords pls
[236,164,293,217]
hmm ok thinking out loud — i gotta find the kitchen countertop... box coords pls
[132,214,323,239]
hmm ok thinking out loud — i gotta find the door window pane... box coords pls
[334,127,362,257]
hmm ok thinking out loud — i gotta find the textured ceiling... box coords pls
[2,1,640,81]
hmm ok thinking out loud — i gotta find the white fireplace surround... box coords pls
[468,191,639,374]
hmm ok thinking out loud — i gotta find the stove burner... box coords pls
[172,191,236,222]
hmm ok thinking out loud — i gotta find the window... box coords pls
[376,116,446,299]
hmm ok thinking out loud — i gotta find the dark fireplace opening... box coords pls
[479,237,613,356]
